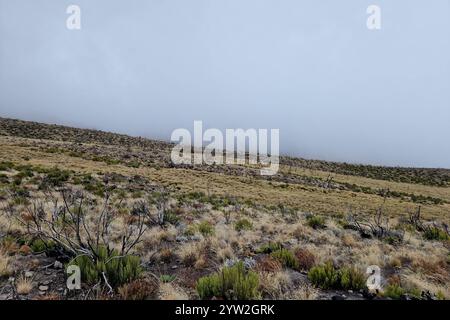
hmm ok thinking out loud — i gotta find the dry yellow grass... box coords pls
[1,136,449,223]
[16,275,33,295]
[0,250,11,277]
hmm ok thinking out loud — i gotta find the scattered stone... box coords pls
[38,285,49,291]
[243,257,256,269]
[54,261,63,269]
[190,235,202,242]
[25,271,34,278]
[224,258,239,268]
[332,295,347,301]
[171,265,178,270]
[176,236,188,243]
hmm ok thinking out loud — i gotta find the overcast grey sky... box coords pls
[0,0,449,168]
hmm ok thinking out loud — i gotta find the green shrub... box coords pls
[184,225,197,237]
[271,249,299,270]
[339,266,366,290]
[40,167,70,188]
[196,262,260,300]
[30,239,56,253]
[235,218,253,232]
[198,221,214,237]
[308,262,340,289]
[160,274,176,283]
[308,262,366,290]
[382,284,405,299]
[256,242,283,254]
[306,215,326,229]
[423,227,449,241]
[0,161,14,171]
[69,246,141,288]
[164,210,180,225]
[0,174,9,184]
[132,191,143,199]
[83,180,106,197]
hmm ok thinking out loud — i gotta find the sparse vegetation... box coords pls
[235,218,253,231]
[0,117,449,301]
[306,215,326,229]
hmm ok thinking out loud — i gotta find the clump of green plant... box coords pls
[235,218,253,232]
[0,161,14,171]
[196,262,260,300]
[271,249,299,270]
[382,284,405,299]
[308,262,366,290]
[256,242,283,254]
[69,246,142,288]
[306,215,326,229]
[423,227,450,241]
[30,238,56,253]
[339,266,366,291]
[39,167,70,189]
[83,181,107,197]
[308,262,340,289]
[164,210,180,225]
[127,161,141,168]
[198,221,214,237]
[184,224,197,237]
[0,173,9,184]
[160,274,176,283]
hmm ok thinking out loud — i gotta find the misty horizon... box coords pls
[1,0,449,168]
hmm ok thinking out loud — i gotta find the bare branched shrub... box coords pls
[347,200,404,243]
[14,186,147,260]
[7,184,152,290]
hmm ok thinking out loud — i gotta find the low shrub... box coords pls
[160,274,176,283]
[423,227,449,241]
[235,218,253,232]
[256,242,283,254]
[339,266,366,291]
[0,250,11,277]
[308,262,366,291]
[198,221,214,237]
[69,246,141,288]
[196,262,260,300]
[118,279,158,300]
[0,161,14,171]
[271,249,299,270]
[306,215,326,229]
[308,262,340,289]
[294,248,316,271]
[40,167,70,188]
[164,210,180,225]
[30,238,56,253]
[382,284,405,299]
[255,256,282,272]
